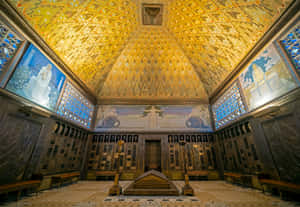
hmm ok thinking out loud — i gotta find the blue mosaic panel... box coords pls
[57,82,94,128]
[0,20,22,76]
[281,23,300,73]
[212,82,247,129]
[6,44,66,111]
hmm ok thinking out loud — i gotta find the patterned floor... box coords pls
[1,181,299,207]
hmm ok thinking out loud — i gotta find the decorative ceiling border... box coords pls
[91,130,213,135]
[97,97,209,105]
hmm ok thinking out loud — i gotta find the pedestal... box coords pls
[182,174,194,196]
[109,173,122,196]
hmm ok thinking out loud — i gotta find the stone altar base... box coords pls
[123,170,180,196]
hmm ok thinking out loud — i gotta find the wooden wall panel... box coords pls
[258,99,300,184]
[38,122,89,175]
[215,120,264,175]
[0,114,42,184]
[0,94,90,185]
[87,133,218,180]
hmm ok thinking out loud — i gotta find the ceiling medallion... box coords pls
[142,4,163,25]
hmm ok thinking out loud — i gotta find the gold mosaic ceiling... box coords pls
[9,0,138,93]
[99,27,208,100]
[8,0,293,100]
[166,0,293,95]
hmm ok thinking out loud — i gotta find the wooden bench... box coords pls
[259,179,300,199]
[95,171,116,180]
[0,180,41,200]
[224,172,242,183]
[224,172,252,187]
[51,172,80,188]
[188,171,209,180]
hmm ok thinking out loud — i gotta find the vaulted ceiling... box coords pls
[8,0,293,102]
[166,0,293,95]
[99,27,208,100]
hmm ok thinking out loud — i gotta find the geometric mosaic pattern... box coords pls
[167,0,293,95]
[4,181,299,207]
[57,82,94,128]
[0,19,22,77]
[99,27,208,99]
[8,0,293,99]
[280,22,300,74]
[9,0,138,93]
[212,82,247,129]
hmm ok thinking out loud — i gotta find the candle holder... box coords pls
[179,140,194,196]
[109,140,124,196]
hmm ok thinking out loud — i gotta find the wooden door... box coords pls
[145,140,161,172]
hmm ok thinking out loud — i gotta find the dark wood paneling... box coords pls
[260,101,300,184]
[215,121,264,175]
[38,121,88,175]
[0,114,41,184]
[88,133,217,179]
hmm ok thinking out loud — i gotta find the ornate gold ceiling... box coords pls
[7,0,293,100]
[166,0,293,95]
[9,0,138,93]
[99,27,208,100]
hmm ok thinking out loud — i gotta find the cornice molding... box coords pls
[91,130,213,135]
[97,97,209,105]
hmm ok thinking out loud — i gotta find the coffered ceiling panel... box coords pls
[166,0,293,95]
[98,27,208,101]
[9,0,138,93]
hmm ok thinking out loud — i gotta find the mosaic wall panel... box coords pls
[239,44,298,111]
[280,21,300,75]
[212,82,246,129]
[0,19,22,77]
[166,0,293,95]
[57,82,94,129]
[95,105,212,132]
[6,44,66,111]
[9,0,138,93]
[99,27,208,99]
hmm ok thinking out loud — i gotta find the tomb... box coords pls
[123,170,180,196]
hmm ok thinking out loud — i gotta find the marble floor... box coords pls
[1,181,299,207]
